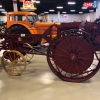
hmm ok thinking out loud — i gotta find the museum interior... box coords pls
[0,0,100,100]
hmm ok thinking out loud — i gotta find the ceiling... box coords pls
[0,0,97,15]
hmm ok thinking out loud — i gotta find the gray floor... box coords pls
[0,54,100,100]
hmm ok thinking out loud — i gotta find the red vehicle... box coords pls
[0,12,100,82]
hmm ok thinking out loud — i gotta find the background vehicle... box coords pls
[0,11,100,82]
[6,11,60,44]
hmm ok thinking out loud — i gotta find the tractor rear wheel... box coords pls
[8,25,39,46]
[47,30,100,82]
[8,25,30,34]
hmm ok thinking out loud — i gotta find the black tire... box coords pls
[8,25,39,46]
[8,25,30,34]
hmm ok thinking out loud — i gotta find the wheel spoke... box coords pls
[26,54,31,59]
[7,66,12,71]
[14,52,16,60]
[74,61,83,75]
[13,67,14,72]
[14,67,19,74]
[77,57,92,60]
[17,65,23,71]
[75,41,90,55]
[94,52,99,61]
[52,54,69,58]
[61,59,71,72]
[55,58,70,65]
[64,39,72,54]
[1,50,26,76]
[70,37,74,54]
[76,59,89,69]
[83,69,94,74]
[56,65,61,73]
[9,52,13,61]
[4,55,10,59]
[57,46,70,55]
[47,33,99,82]
[77,51,93,56]
[92,64,97,67]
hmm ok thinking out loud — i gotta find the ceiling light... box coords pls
[57,6,63,9]
[0,9,5,11]
[70,10,75,12]
[79,12,83,13]
[36,1,40,3]
[89,10,94,12]
[44,12,49,13]
[0,5,2,7]
[32,0,40,3]
[40,13,44,15]
[49,10,54,12]
[62,12,67,13]
[2,11,7,14]
[68,2,76,5]
[82,7,87,9]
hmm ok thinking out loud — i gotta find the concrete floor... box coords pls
[0,54,100,100]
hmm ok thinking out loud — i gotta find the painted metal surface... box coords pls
[0,23,100,82]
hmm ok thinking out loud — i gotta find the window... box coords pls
[27,15,34,22]
[14,15,26,21]
[9,15,13,21]
[27,15,39,25]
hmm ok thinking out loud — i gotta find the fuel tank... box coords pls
[34,22,60,28]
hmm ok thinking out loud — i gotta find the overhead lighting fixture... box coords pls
[70,10,75,12]
[79,12,83,13]
[62,12,67,13]
[49,10,55,12]
[2,11,7,14]
[56,6,63,9]
[82,7,87,9]
[36,1,40,3]
[68,2,76,5]
[32,0,40,3]
[44,12,49,13]
[0,5,2,7]
[0,9,5,11]
[89,10,94,12]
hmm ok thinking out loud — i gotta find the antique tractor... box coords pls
[6,11,60,44]
[0,11,100,82]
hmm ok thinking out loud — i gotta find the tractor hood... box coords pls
[34,22,60,28]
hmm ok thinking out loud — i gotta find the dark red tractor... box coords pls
[0,20,100,83]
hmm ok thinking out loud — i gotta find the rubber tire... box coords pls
[8,25,39,46]
[8,25,30,34]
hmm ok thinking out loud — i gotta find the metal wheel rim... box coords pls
[23,43,34,62]
[1,50,26,76]
[47,30,100,82]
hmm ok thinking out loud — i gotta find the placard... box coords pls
[62,14,68,18]
[83,0,97,8]
[20,0,37,11]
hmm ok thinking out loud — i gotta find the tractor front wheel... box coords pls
[1,50,26,76]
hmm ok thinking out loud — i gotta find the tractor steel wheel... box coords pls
[23,43,34,62]
[14,43,34,62]
[47,35,100,82]
[1,50,26,76]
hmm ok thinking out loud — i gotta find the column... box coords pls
[13,0,18,11]
[95,0,100,18]
[58,11,60,22]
